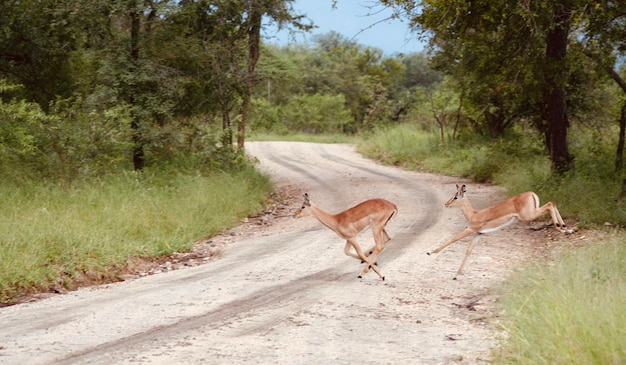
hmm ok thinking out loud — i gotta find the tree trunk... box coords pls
[129,2,144,171]
[616,102,626,172]
[617,102,626,201]
[222,106,232,149]
[239,0,262,148]
[543,2,573,174]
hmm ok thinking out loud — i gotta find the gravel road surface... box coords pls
[0,141,556,364]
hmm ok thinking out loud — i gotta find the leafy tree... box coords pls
[576,1,626,195]
[0,0,81,107]
[380,0,624,174]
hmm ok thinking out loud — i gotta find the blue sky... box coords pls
[263,1,426,56]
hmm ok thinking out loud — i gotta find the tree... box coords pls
[239,0,263,148]
[0,0,81,107]
[542,1,575,174]
[161,0,310,148]
[577,1,626,194]
[379,0,618,174]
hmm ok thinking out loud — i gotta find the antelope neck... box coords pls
[310,204,340,232]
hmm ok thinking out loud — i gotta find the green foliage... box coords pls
[494,237,626,364]
[248,132,356,144]
[0,97,46,169]
[0,93,251,183]
[0,96,132,183]
[250,94,352,134]
[382,0,625,175]
[0,0,78,106]
[357,123,441,167]
[358,123,626,227]
[362,122,626,363]
[0,167,272,303]
[257,35,439,135]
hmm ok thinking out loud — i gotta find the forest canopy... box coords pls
[1,0,625,182]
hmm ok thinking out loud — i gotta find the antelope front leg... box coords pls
[347,239,384,280]
[358,260,384,280]
[454,233,481,280]
[343,241,363,261]
[358,231,387,280]
[428,227,475,255]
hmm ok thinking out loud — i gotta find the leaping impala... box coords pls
[293,193,398,280]
[429,184,575,279]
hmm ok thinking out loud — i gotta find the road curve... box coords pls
[0,142,515,364]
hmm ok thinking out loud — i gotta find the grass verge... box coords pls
[356,123,626,363]
[493,234,626,364]
[0,166,272,304]
[357,124,626,227]
[248,131,357,144]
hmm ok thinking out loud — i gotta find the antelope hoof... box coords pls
[358,275,362,279]
[426,252,431,256]
[382,276,385,281]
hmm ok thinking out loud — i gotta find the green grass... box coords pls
[357,124,626,228]
[356,123,626,364]
[247,131,357,144]
[493,235,626,364]
[0,167,272,303]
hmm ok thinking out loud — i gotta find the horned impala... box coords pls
[429,184,574,279]
[293,193,398,280]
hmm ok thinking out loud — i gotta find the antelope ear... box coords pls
[461,184,467,193]
[303,193,310,203]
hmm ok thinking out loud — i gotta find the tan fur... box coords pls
[431,184,573,279]
[293,193,397,280]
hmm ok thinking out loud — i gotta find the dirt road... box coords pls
[0,142,550,364]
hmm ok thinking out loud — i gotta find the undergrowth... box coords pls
[0,166,272,303]
[494,236,626,364]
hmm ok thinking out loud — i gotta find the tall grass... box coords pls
[358,123,626,227]
[358,123,626,364]
[0,167,272,303]
[248,131,357,144]
[494,237,626,364]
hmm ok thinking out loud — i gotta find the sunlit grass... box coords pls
[356,123,626,364]
[494,235,626,364]
[358,124,626,228]
[357,124,440,168]
[247,131,357,144]
[0,167,272,303]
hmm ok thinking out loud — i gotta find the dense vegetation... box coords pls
[494,236,626,364]
[1,1,626,362]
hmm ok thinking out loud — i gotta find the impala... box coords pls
[293,193,398,280]
[429,184,574,279]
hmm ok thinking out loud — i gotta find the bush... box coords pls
[358,123,626,227]
[0,166,272,303]
[0,96,133,183]
[250,94,352,134]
